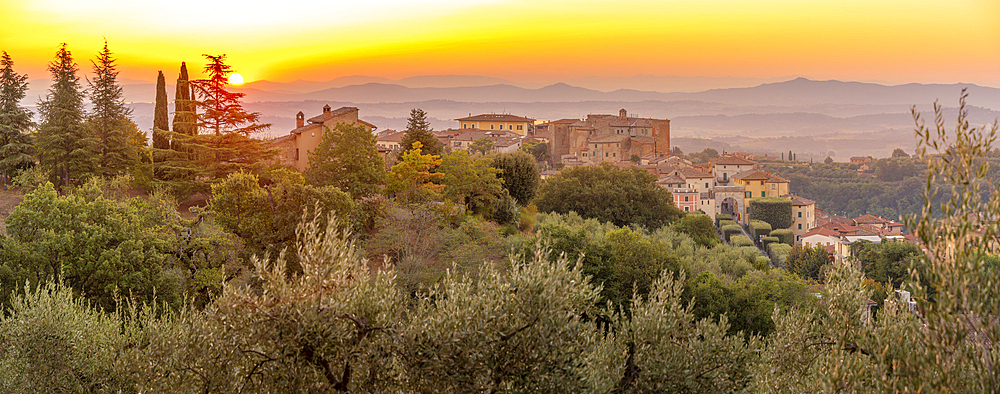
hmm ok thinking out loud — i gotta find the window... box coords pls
[798,212,802,218]
[606,152,609,157]
[295,148,299,161]
[705,182,709,188]
[463,124,467,129]
[684,196,689,202]
[491,124,494,130]
[760,191,765,197]
[612,153,616,157]
[761,181,765,185]
[684,206,690,211]
[595,145,598,149]
[723,173,728,180]
[798,224,802,230]
[517,125,523,130]
[745,192,751,198]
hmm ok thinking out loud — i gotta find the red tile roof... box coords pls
[456,114,535,123]
[712,155,757,165]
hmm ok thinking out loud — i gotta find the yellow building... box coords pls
[765,175,790,197]
[783,194,817,241]
[456,114,535,136]
[271,105,377,171]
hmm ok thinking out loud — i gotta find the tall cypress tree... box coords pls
[86,40,139,175]
[172,62,197,139]
[152,71,169,149]
[37,43,94,187]
[0,51,36,187]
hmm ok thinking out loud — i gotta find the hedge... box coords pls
[739,246,762,258]
[715,214,733,227]
[771,229,795,246]
[754,255,771,270]
[730,235,754,247]
[749,220,772,240]
[768,243,793,266]
[721,224,742,242]
[748,197,792,230]
[761,236,780,250]
[719,220,737,229]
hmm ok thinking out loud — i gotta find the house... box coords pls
[376,130,406,153]
[671,167,716,194]
[853,214,905,236]
[711,155,757,185]
[833,234,883,263]
[456,113,534,136]
[672,187,700,213]
[271,105,377,171]
[850,156,873,164]
[447,130,522,153]
[656,175,686,190]
[801,227,841,249]
[784,194,817,241]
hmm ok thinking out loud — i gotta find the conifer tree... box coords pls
[36,43,94,187]
[188,54,274,181]
[398,108,441,159]
[172,62,196,140]
[86,41,140,175]
[152,71,169,150]
[0,51,36,188]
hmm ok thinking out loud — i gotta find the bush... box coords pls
[731,235,754,247]
[749,220,772,240]
[770,229,794,245]
[748,197,792,230]
[719,219,737,228]
[721,224,742,242]
[754,256,771,270]
[715,213,733,227]
[768,243,793,266]
[674,214,720,248]
[761,236,780,250]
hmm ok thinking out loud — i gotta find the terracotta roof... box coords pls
[307,106,358,124]
[657,175,685,184]
[781,194,815,206]
[767,174,790,183]
[456,114,534,123]
[631,136,656,144]
[267,134,295,145]
[548,118,579,124]
[803,227,840,238]
[853,214,888,225]
[820,222,860,234]
[733,169,771,181]
[451,130,520,142]
[608,118,656,127]
[291,123,322,135]
[712,155,757,166]
[376,130,406,143]
[358,119,377,130]
[675,167,714,179]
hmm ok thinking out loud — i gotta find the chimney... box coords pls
[296,111,304,128]
[323,104,331,114]
[619,108,627,119]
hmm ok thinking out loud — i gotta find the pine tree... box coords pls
[36,43,95,187]
[398,108,441,160]
[188,54,274,180]
[0,51,36,188]
[86,41,139,175]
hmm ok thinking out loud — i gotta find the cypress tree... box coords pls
[87,40,139,175]
[37,43,94,187]
[152,71,169,150]
[172,62,197,138]
[0,51,36,188]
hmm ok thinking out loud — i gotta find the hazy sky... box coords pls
[1,0,998,87]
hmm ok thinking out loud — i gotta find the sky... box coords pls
[1,0,998,87]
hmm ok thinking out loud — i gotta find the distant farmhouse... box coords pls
[269,105,377,171]
[456,113,534,135]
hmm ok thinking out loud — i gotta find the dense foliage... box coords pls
[0,51,35,186]
[747,197,792,230]
[491,150,540,204]
[304,122,386,199]
[535,162,683,228]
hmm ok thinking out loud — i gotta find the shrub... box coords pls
[721,224,742,242]
[768,243,793,266]
[719,219,737,228]
[761,236,780,250]
[731,235,754,247]
[749,220,772,240]
[770,229,794,245]
[674,214,719,248]
[748,197,792,230]
[715,214,733,227]
[754,256,771,270]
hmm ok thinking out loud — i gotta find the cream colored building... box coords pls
[456,114,534,136]
[272,105,377,171]
[784,194,817,241]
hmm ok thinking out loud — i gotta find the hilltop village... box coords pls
[267,105,914,264]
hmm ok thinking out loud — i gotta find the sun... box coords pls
[228,73,245,85]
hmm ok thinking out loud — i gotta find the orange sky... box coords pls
[1,0,998,87]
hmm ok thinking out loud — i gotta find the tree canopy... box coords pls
[0,51,35,186]
[304,122,386,199]
[535,162,683,229]
[491,150,539,205]
[398,108,440,158]
[36,43,94,187]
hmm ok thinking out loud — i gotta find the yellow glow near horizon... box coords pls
[228,73,244,85]
[0,0,997,87]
